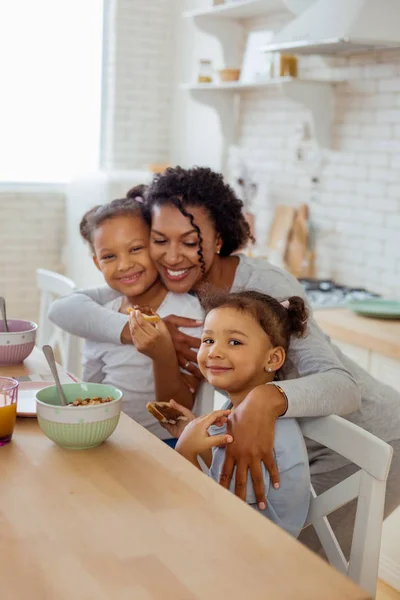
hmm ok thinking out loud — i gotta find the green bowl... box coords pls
[36,382,123,449]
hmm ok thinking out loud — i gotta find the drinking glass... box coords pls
[0,377,18,445]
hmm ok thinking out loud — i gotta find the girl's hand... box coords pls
[158,400,196,439]
[176,409,233,461]
[163,314,203,378]
[129,310,174,360]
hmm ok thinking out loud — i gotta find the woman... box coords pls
[49,167,400,555]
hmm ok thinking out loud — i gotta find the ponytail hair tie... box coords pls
[280,300,290,309]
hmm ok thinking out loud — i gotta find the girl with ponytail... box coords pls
[154,290,311,537]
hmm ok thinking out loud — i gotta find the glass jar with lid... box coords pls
[198,59,214,84]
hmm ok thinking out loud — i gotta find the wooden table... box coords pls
[0,349,370,600]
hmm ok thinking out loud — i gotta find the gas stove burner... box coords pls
[299,278,342,292]
[298,279,380,309]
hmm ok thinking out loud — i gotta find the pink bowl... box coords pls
[0,319,38,366]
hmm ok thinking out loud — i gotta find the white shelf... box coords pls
[180,77,296,91]
[261,39,395,56]
[181,78,336,148]
[183,0,288,21]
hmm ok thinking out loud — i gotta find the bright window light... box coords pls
[0,0,103,183]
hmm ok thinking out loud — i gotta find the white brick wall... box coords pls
[1,0,177,323]
[233,13,400,298]
[172,4,400,297]
[0,191,65,322]
[102,0,176,170]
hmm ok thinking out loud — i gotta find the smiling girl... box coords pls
[161,290,310,537]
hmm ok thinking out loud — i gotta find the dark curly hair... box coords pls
[80,195,146,252]
[143,167,255,269]
[201,289,308,353]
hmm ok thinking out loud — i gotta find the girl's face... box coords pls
[92,215,159,297]
[197,307,284,397]
[150,204,221,293]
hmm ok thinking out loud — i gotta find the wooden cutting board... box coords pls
[267,205,297,260]
[285,204,309,277]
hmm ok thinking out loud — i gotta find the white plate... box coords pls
[17,382,52,417]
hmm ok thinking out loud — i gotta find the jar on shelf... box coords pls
[273,54,298,78]
[198,59,214,84]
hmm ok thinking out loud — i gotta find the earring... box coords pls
[216,248,221,255]
[267,367,273,373]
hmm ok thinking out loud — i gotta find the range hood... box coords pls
[266,0,400,55]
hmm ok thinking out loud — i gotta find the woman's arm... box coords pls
[235,262,361,417]
[275,315,361,418]
[48,286,126,345]
[152,350,197,409]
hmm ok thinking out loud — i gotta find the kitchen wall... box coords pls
[2,0,177,321]
[0,189,65,322]
[101,0,176,170]
[173,1,400,299]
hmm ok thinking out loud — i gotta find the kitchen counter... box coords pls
[314,309,400,361]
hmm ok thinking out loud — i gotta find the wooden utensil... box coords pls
[42,345,67,406]
[0,296,9,332]
[267,205,297,263]
[285,204,309,278]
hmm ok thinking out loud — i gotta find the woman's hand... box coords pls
[157,400,196,438]
[129,310,174,360]
[176,409,233,461]
[219,385,287,510]
[163,314,203,378]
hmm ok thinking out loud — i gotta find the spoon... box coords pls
[42,345,67,406]
[0,297,9,332]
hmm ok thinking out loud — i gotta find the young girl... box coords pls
[159,290,311,537]
[78,193,213,444]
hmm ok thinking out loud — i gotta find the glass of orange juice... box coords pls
[0,377,18,446]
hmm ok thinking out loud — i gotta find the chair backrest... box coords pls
[36,268,81,375]
[299,414,393,598]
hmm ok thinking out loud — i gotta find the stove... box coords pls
[299,279,380,309]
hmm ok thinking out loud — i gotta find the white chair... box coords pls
[36,268,81,375]
[300,415,393,598]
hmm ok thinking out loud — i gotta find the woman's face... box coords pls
[150,204,221,293]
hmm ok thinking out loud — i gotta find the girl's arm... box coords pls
[175,411,233,470]
[48,286,126,345]
[49,288,204,348]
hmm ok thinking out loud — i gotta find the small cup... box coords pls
[0,377,18,446]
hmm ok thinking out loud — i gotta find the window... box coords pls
[0,0,103,183]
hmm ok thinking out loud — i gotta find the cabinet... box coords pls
[333,340,370,372]
[332,339,400,394]
[370,352,400,394]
